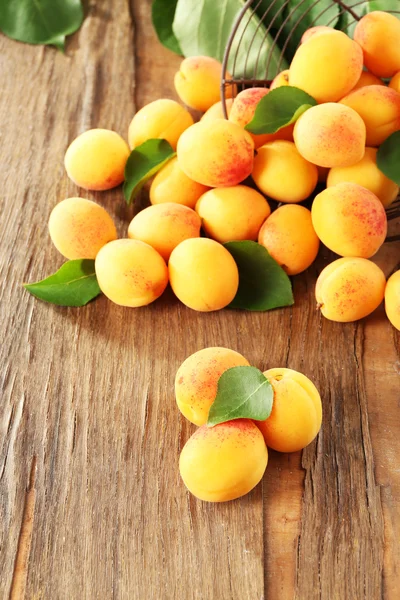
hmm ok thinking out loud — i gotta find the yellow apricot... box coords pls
[289,30,363,103]
[64,129,129,191]
[95,239,168,307]
[177,120,254,187]
[385,270,400,331]
[389,71,400,94]
[340,85,400,147]
[149,157,209,209]
[294,103,366,168]
[354,11,400,78]
[270,70,289,89]
[195,185,271,243]
[300,25,335,44]
[257,368,322,453]
[312,183,387,258]
[200,98,233,123]
[175,347,249,426]
[258,205,319,276]
[179,419,268,502]
[315,257,386,322]
[169,238,238,311]
[327,147,399,208]
[252,140,318,202]
[351,70,384,91]
[128,99,193,150]
[128,203,201,261]
[229,87,294,149]
[174,56,235,112]
[48,198,117,260]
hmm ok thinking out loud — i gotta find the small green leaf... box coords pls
[123,139,176,205]
[152,0,182,55]
[377,131,400,186]
[24,260,101,307]
[224,241,294,311]
[207,366,273,427]
[245,86,317,134]
[0,0,84,50]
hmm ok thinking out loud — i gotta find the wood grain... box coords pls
[0,1,399,599]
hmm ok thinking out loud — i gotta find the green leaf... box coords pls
[377,131,400,186]
[245,86,317,135]
[152,0,182,55]
[207,366,273,427]
[172,0,287,80]
[224,241,294,311]
[24,260,101,307]
[0,0,84,50]
[123,139,176,206]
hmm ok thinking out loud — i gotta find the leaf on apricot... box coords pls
[245,86,317,134]
[124,139,176,205]
[377,131,400,186]
[207,366,273,427]
[24,260,101,307]
[224,241,294,311]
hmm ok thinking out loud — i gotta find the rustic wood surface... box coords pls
[0,1,399,599]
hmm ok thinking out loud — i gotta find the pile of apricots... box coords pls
[47,10,399,329]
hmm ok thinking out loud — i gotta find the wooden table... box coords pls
[1,2,399,598]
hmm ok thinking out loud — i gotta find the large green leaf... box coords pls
[0,0,84,50]
[377,131,400,186]
[152,0,182,55]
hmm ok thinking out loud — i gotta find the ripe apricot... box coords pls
[252,140,318,202]
[200,98,233,123]
[128,203,201,261]
[312,183,387,258]
[315,257,386,322]
[270,70,289,89]
[95,239,168,307]
[385,270,400,331]
[351,70,384,91]
[174,56,234,112]
[229,87,294,149]
[258,205,319,275]
[257,368,322,453]
[289,30,363,103]
[179,419,268,502]
[389,71,400,94]
[354,11,400,78]
[175,347,249,426]
[64,129,129,191]
[128,99,193,150]
[327,147,399,208]
[195,185,270,243]
[294,103,366,168]
[149,157,209,209]
[340,85,400,147]
[49,198,117,260]
[300,25,335,44]
[168,238,239,311]
[177,120,254,187]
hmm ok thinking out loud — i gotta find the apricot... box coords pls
[177,120,254,187]
[351,70,384,91]
[179,419,268,502]
[294,103,366,168]
[252,140,318,202]
[195,185,271,243]
[200,98,233,123]
[300,25,335,44]
[175,347,250,426]
[174,56,234,112]
[149,157,209,209]
[385,270,400,331]
[258,205,319,276]
[64,129,129,191]
[340,85,400,147]
[127,203,201,261]
[327,147,399,208]
[270,69,289,89]
[229,87,294,149]
[169,238,238,311]
[128,99,193,150]
[354,11,400,78]
[257,368,322,453]
[95,239,168,307]
[389,71,400,94]
[48,198,117,260]
[315,257,386,322]
[312,183,387,258]
[289,30,363,103]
